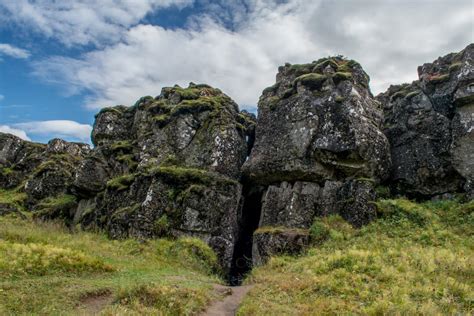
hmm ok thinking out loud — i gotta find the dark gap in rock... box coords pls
[228,183,265,286]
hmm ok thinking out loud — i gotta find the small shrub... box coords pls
[309,220,329,244]
[0,240,114,277]
[153,214,170,237]
[376,199,431,226]
[167,238,219,274]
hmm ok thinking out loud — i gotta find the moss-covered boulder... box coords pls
[92,166,242,274]
[243,56,390,184]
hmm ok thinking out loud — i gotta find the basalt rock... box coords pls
[378,43,473,197]
[72,83,255,274]
[243,57,390,265]
[0,47,472,277]
[243,56,391,185]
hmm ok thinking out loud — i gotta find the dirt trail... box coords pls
[202,284,253,316]
[77,291,113,315]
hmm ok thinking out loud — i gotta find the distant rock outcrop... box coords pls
[378,43,473,198]
[0,44,472,279]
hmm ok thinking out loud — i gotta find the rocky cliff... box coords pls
[0,44,472,283]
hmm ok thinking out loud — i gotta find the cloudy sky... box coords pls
[0,0,472,143]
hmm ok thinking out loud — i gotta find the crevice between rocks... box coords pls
[228,183,265,286]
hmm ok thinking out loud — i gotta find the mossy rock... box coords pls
[332,72,353,85]
[427,74,450,84]
[147,166,237,186]
[294,73,327,90]
[106,173,138,191]
[34,194,77,221]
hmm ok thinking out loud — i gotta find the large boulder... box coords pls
[70,83,255,274]
[243,57,390,184]
[378,43,473,197]
[243,57,389,265]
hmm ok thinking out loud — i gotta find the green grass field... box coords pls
[239,199,474,315]
[0,214,223,315]
[1,195,472,315]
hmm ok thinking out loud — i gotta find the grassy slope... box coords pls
[0,214,223,315]
[239,199,474,315]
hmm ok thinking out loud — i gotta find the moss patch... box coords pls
[106,174,137,191]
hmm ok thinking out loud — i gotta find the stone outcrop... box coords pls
[378,43,473,197]
[0,44,472,279]
[241,57,392,265]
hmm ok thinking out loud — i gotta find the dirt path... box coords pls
[77,291,114,315]
[202,285,253,316]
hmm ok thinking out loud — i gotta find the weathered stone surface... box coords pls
[252,227,309,266]
[259,179,376,228]
[243,57,391,185]
[88,167,242,273]
[378,43,473,197]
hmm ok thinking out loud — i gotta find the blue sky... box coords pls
[0,0,472,144]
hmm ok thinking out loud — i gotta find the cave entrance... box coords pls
[228,184,264,286]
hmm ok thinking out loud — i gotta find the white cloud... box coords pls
[28,0,474,110]
[0,43,30,59]
[14,120,92,142]
[0,0,194,46]
[0,125,31,141]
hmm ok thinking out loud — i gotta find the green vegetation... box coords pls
[294,73,327,90]
[254,226,309,235]
[35,194,77,220]
[239,199,474,315]
[133,96,154,107]
[0,188,26,209]
[0,216,222,315]
[106,173,137,191]
[428,73,450,84]
[332,71,352,84]
[449,62,462,72]
[110,140,133,153]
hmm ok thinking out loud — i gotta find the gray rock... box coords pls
[243,57,391,185]
[379,43,473,197]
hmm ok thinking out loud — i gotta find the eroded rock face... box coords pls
[243,57,390,184]
[244,57,389,265]
[378,43,473,197]
[72,83,255,274]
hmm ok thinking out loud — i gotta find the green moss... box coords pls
[133,96,154,107]
[0,167,14,176]
[332,71,352,84]
[110,140,133,153]
[174,87,201,100]
[106,173,137,191]
[294,73,327,90]
[35,194,77,220]
[171,99,215,115]
[153,214,170,237]
[375,185,391,199]
[448,62,462,72]
[167,238,220,274]
[0,189,27,212]
[111,203,141,220]
[96,106,125,117]
[254,226,309,235]
[117,154,138,170]
[287,63,314,76]
[262,83,280,95]
[405,90,420,100]
[152,114,170,126]
[266,96,280,110]
[335,96,345,103]
[148,166,237,186]
[313,58,339,72]
[428,73,450,84]
[282,87,296,99]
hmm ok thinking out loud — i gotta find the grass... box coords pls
[106,173,137,191]
[0,216,223,315]
[238,199,474,315]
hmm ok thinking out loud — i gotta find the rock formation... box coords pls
[378,43,473,198]
[0,44,472,282]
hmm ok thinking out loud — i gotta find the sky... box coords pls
[0,0,472,144]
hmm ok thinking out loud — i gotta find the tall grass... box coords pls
[239,199,474,315]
